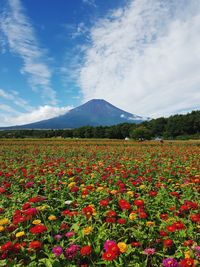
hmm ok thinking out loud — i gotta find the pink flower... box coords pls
[65,244,79,259]
[52,246,63,257]
[65,231,75,238]
[144,248,156,255]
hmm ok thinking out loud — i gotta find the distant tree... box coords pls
[130,126,152,140]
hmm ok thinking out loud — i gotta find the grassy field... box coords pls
[0,140,199,266]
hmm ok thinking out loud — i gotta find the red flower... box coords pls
[117,218,126,224]
[190,213,200,223]
[99,199,109,207]
[1,241,12,251]
[160,214,168,220]
[23,208,37,216]
[28,196,45,203]
[80,245,92,256]
[109,244,120,255]
[30,224,47,234]
[179,258,194,267]
[174,221,185,230]
[70,186,79,192]
[13,243,21,253]
[134,199,144,207]
[82,206,94,218]
[118,199,131,210]
[180,204,190,213]
[139,211,148,219]
[159,230,168,237]
[163,239,173,248]
[60,222,69,230]
[166,224,176,232]
[22,203,31,210]
[102,251,118,261]
[148,191,157,197]
[131,242,141,247]
[29,241,42,250]
[183,240,193,247]
[106,210,117,217]
[106,217,116,223]
[0,187,6,193]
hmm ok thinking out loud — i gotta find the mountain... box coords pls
[1,99,149,129]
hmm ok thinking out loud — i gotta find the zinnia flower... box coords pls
[30,224,47,234]
[162,258,178,267]
[48,215,57,221]
[65,232,74,238]
[0,218,9,225]
[80,245,92,256]
[144,248,156,255]
[83,226,92,235]
[179,258,194,267]
[32,219,41,225]
[29,241,42,250]
[15,231,25,238]
[104,240,116,251]
[65,244,80,260]
[52,246,63,257]
[102,251,118,261]
[54,234,62,240]
[117,242,127,253]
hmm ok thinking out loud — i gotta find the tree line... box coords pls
[0,110,199,140]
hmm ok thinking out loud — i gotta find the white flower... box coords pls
[65,200,73,205]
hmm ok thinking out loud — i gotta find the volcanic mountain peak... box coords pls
[1,99,149,129]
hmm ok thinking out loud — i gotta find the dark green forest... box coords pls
[0,110,199,140]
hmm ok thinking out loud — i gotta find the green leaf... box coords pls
[0,260,7,267]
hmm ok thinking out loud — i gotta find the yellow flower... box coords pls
[184,250,191,259]
[16,231,25,238]
[96,187,104,192]
[110,190,117,195]
[0,226,5,232]
[83,226,92,235]
[117,242,127,253]
[139,185,146,189]
[32,219,41,225]
[68,182,76,188]
[36,205,46,211]
[48,215,57,221]
[126,191,133,196]
[0,218,9,226]
[146,221,155,227]
[129,213,137,220]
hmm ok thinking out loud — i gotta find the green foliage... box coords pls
[130,126,152,140]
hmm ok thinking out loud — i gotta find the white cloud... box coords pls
[0,105,73,127]
[78,0,200,117]
[0,88,30,110]
[0,0,56,104]
[82,0,96,7]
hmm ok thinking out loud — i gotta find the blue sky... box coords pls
[0,0,200,126]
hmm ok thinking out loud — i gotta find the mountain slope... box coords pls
[1,99,149,129]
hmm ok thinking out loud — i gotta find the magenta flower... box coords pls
[54,234,62,240]
[162,258,178,267]
[52,246,63,257]
[65,244,80,259]
[65,231,75,238]
[144,248,156,255]
[103,240,116,251]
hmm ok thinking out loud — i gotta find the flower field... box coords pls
[0,139,199,267]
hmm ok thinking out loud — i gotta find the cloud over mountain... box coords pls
[79,0,200,117]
